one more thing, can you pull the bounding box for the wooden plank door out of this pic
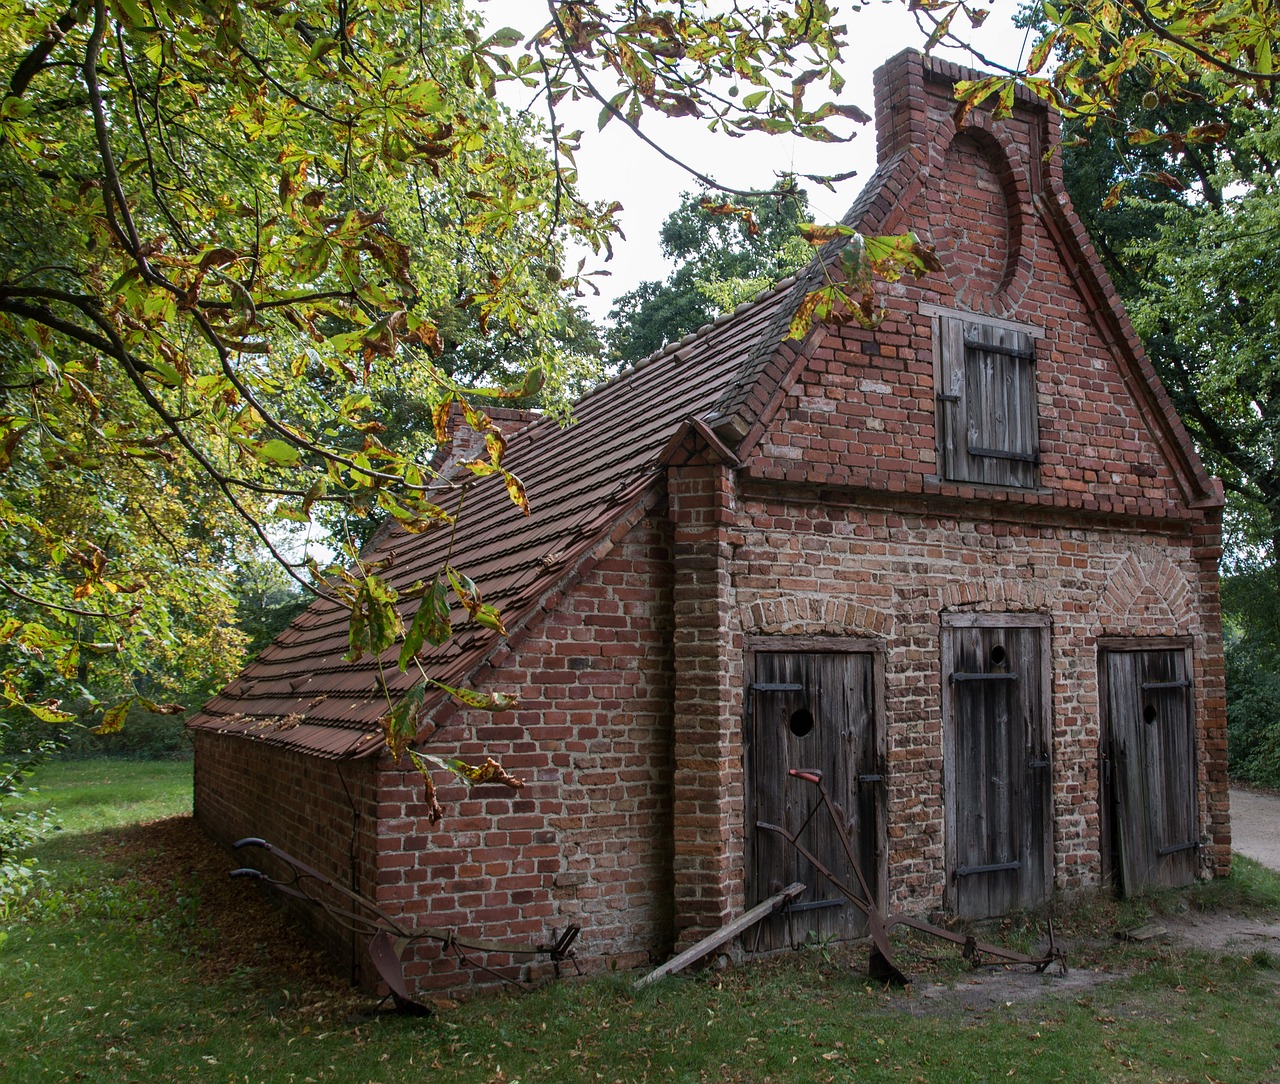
[1104,647,1198,893]
[745,649,882,951]
[943,621,1051,917]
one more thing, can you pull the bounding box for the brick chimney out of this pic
[872,49,932,167]
[428,401,540,487]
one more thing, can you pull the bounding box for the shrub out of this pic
[1222,568,1280,789]
[0,717,60,916]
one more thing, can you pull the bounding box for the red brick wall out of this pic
[192,732,382,987]
[193,51,1229,997]
[729,500,1228,915]
[668,453,743,947]
[754,108,1197,519]
[727,48,1229,914]
[371,513,677,994]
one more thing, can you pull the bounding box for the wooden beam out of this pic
[634,882,806,989]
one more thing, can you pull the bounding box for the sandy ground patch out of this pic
[1232,787,1280,872]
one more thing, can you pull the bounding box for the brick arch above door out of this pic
[741,595,889,638]
[939,577,1049,613]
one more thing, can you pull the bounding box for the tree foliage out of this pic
[1123,107,1280,562]
[0,1,945,807]
[607,185,814,363]
[978,2,1280,564]
[944,0,1279,134]
[1223,567,1280,788]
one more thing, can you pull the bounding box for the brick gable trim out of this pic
[1032,188,1219,509]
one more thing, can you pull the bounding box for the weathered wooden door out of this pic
[943,620,1051,918]
[1104,646,1198,893]
[745,648,882,950]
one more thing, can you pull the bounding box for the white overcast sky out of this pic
[477,1,1034,322]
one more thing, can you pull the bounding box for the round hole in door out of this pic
[990,644,1007,666]
[1143,703,1158,725]
[789,707,815,737]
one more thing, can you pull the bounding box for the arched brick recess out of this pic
[1098,550,1191,634]
[933,133,1010,300]
[922,112,1032,316]
[741,595,890,638]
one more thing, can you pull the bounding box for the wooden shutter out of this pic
[938,317,1039,488]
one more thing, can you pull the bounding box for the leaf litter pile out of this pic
[101,815,364,1013]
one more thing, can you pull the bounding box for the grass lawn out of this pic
[7,757,192,834]
[2,759,1279,1082]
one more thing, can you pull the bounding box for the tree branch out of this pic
[0,575,138,620]
[544,4,801,201]
[7,3,82,99]
[0,293,314,505]
[1128,0,1280,85]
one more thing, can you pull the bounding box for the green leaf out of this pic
[414,751,523,789]
[345,574,403,661]
[406,79,445,113]
[260,439,302,467]
[503,470,530,516]
[428,679,520,713]
[2,677,76,724]
[484,27,524,49]
[0,415,30,474]
[472,602,508,637]
[139,699,186,715]
[148,360,185,388]
[114,0,151,30]
[398,577,451,669]
[378,683,426,761]
[95,698,132,734]
[1127,128,1163,146]
[446,564,481,618]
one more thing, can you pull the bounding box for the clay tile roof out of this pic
[187,265,824,758]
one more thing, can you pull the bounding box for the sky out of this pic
[477,1,1037,323]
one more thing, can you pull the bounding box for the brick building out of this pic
[189,50,1230,995]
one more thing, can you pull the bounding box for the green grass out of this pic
[7,757,191,835]
[2,761,1279,1083]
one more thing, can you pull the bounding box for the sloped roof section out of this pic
[187,270,816,758]
[705,151,912,444]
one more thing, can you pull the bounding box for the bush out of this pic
[59,711,192,760]
[1223,568,1280,789]
[0,717,60,915]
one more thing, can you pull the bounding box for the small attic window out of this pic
[934,312,1040,489]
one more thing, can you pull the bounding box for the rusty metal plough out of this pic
[230,837,580,1012]
[756,771,1066,985]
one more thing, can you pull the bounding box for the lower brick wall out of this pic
[729,494,1230,916]
[193,494,1227,997]
[191,732,381,989]
[369,513,677,995]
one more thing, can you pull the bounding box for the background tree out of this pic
[607,185,813,363]
[1070,102,1280,787]
[0,0,948,830]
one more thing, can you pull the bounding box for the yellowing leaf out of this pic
[95,698,132,734]
[428,680,520,713]
[260,439,302,467]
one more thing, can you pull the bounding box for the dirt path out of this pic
[1231,787,1280,872]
